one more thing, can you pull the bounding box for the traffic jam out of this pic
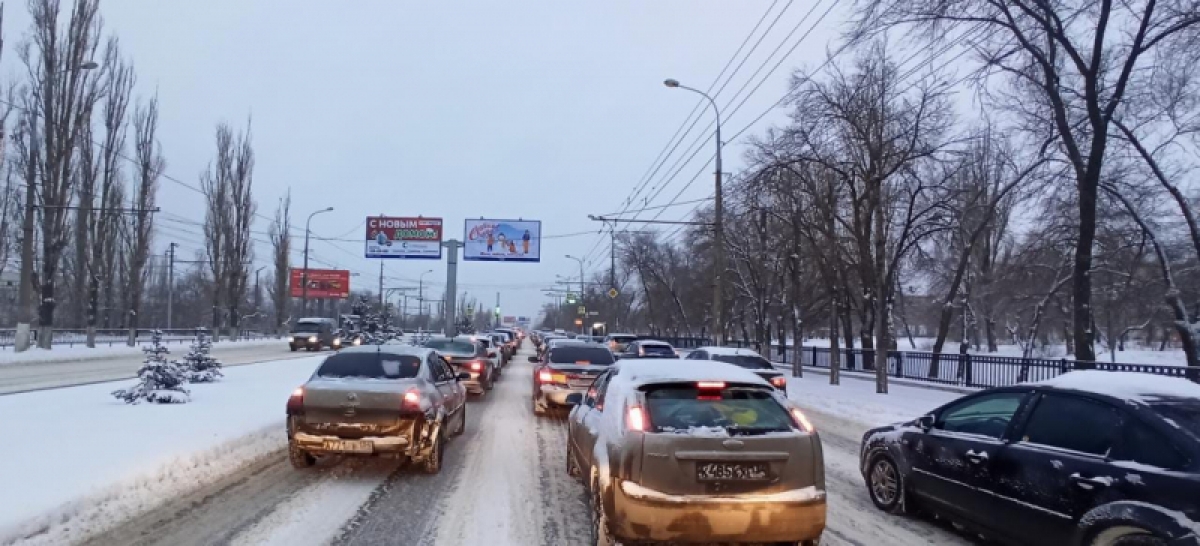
[282,325,1200,546]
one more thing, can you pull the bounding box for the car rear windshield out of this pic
[713,354,774,370]
[475,338,492,348]
[424,339,475,354]
[316,352,422,379]
[1150,400,1200,440]
[548,347,615,365]
[638,343,676,356]
[292,322,322,333]
[610,335,637,342]
[644,385,793,433]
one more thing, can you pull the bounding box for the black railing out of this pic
[725,341,1199,387]
[0,328,272,349]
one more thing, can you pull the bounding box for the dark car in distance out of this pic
[860,371,1200,546]
[289,318,339,352]
[686,346,788,393]
[530,344,614,416]
[619,339,679,359]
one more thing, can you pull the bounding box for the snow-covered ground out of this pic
[785,373,960,427]
[0,337,280,366]
[0,354,323,545]
[796,337,1189,367]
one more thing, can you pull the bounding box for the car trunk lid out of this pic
[546,363,607,388]
[302,378,420,434]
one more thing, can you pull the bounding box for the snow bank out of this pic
[0,338,279,366]
[784,375,960,427]
[0,355,323,545]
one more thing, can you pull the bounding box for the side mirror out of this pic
[528,356,539,363]
[565,393,584,406]
[916,414,935,430]
[456,372,471,381]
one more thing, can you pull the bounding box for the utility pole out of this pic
[442,239,462,336]
[166,243,177,329]
[14,154,35,352]
[495,292,500,329]
[378,261,384,310]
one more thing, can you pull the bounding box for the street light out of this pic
[565,255,586,334]
[301,206,334,315]
[418,269,434,330]
[665,77,724,345]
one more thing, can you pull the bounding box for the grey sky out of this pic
[5,0,847,320]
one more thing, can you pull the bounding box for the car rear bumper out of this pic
[539,384,586,406]
[292,431,410,454]
[611,479,826,543]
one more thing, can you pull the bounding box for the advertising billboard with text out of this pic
[463,219,542,262]
[289,268,351,299]
[365,216,443,259]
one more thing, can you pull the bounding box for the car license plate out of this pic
[323,439,373,454]
[696,462,770,482]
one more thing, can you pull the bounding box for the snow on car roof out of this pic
[338,344,431,357]
[698,346,763,357]
[615,359,770,387]
[1034,371,1200,401]
[636,340,673,347]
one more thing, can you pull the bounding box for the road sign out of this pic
[587,311,599,316]
[566,292,577,304]
[607,287,619,299]
[577,306,586,315]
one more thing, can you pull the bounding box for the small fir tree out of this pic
[180,328,223,383]
[112,330,191,404]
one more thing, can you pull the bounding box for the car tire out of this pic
[454,405,467,437]
[866,454,905,514]
[533,395,548,417]
[289,345,297,352]
[288,440,315,469]
[590,474,616,546]
[421,426,445,474]
[1090,526,1166,546]
[566,443,582,480]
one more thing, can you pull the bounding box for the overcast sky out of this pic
[5,0,850,320]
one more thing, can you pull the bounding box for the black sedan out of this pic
[685,346,788,392]
[859,371,1200,546]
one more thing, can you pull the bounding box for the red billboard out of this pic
[365,216,444,259]
[290,268,351,299]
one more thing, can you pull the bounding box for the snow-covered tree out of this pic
[179,328,223,383]
[112,330,190,404]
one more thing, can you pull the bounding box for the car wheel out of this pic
[566,442,582,480]
[454,405,467,437]
[1091,526,1166,546]
[590,474,615,546]
[421,426,445,474]
[288,440,315,469]
[533,395,548,416]
[866,454,905,513]
[289,345,297,352]
[486,371,495,391]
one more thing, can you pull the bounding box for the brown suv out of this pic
[564,359,826,545]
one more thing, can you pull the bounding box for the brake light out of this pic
[538,369,553,383]
[470,361,483,372]
[403,388,423,411]
[770,376,787,389]
[286,387,304,414]
[697,381,726,390]
[790,408,815,433]
[626,405,647,432]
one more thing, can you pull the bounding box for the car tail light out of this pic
[790,408,815,433]
[286,387,304,414]
[470,361,484,372]
[770,376,787,389]
[626,405,647,432]
[538,369,553,383]
[403,388,423,411]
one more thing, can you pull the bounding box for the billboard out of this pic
[290,268,351,299]
[463,219,542,262]
[365,216,443,259]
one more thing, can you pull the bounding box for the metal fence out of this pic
[0,328,273,349]
[727,342,1200,387]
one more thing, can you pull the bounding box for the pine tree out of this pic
[112,330,190,404]
[179,328,224,383]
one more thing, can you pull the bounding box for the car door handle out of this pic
[1069,473,1112,490]
[964,449,989,464]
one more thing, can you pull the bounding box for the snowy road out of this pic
[0,341,306,394]
[64,342,979,546]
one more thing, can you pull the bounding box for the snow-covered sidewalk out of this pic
[785,373,960,427]
[0,338,280,366]
[0,355,323,546]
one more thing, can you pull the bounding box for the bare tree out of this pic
[202,126,233,340]
[201,121,255,340]
[855,0,1200,363]
[269,191,291,335]
[225,122,255,339]
[125,94,162,344]
[20,0,106,347]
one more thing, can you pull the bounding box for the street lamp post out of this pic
[565,255,585,335]
[665,78,724,345]
[418,269,434,331]
[301,207,334,317]
[254,265,267,330]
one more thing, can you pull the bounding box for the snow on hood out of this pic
[1033,371,1200,402]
